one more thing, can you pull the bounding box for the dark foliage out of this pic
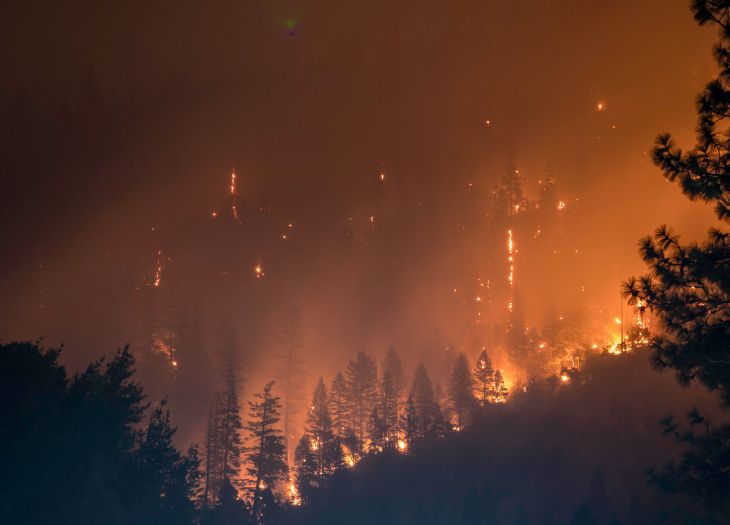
[0,341,200,525]
[625,1,730,519]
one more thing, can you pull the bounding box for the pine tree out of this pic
[275,307,307,467]
[217,361,242,486]
[623,2,730,515]
[383,347,405,423]
[293,435,318,504]
[244,381,288,521]
[492,370,508,404]
[330,371,348,439]
[345,352,378,454]
[380,369,398,446]
[449,352,476,429]
[410,364,445,441]
[132,400,200,525]
[399,395,418,454]
[203,393,223,507]
[495,157,525,220]
[473,350,495,407]
[302,378,342,476]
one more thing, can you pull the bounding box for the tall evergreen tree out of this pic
[345,351,378,454]
[203,393,223,506]
[131,400,201,525]
[244,381,288,520]
[473,349,495,407]
[380,369,398,445]
[275,307,307,467]
[330,371,348,439]
[399,394,418,454]
[383,347,405,422]
[217,360,242,486]
[410,364,446,441]
[302,378,342,476]
[492,370,509,404]
[449,352,476,429]
[623,1,730,516]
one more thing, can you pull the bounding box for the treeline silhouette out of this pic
[1,340,721,525]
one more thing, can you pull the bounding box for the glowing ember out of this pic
[507,229,515,310]
[597,102,606,111]
[254,264,264,278]
[230,169,240,221]
[557,200,566,210]
[397,439,407,452]
[560,373,570,383]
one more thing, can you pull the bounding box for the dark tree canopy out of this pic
[624,1,730,518]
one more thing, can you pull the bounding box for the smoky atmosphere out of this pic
[2,1,730,524]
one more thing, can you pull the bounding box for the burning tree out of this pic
[492,370,509,404]
[473,349,495,407]
[303,378,342,476]
[624,1,730,516]
[345,351,378,454]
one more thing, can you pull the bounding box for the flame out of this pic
[288,477,302,506]
[507,229,514,311]
[341,444,356,468]
[397,439,407,453]
[230,169,240,221]
[254,264,264,278]
[152,250,163,287]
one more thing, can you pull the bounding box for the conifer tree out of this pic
[474,349,495,407]
[244,381,287,520]
[383,347,405,422]
[380,369,398,445]
[399,395,418,454]
[132,400,200,525]
[492,370,509,404]
[330,371,349,439]
[293,435,318,504]
[410,364,445,441]
[217,361,242,485]
[449,352,476,429]
[203,393,223,506]
[345,351,378,454]
[302,378,342,476]
[275,307,307,467]
[623,1,730,515]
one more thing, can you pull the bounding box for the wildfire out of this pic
[288,477,302,506]
[397,439,407,453]
[560,373,570,383]
[507,229,514,311]
[254,264,264,278]
[341,444,357,468]
[230,169,240,221]
[557,200,566,210]
[152,250,163,287]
